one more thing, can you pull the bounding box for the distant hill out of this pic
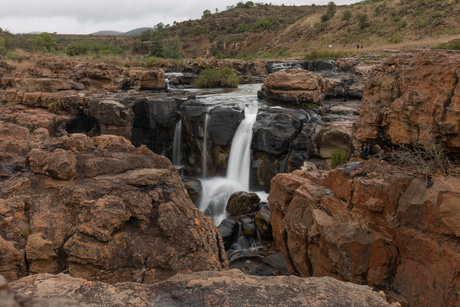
[91,27,154,36]
[92,30,124,35]
[123,27,154,35]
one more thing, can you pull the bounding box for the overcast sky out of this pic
[1,0,358,34]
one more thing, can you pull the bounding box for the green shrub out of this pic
[395,20,407,31]
[432,39,460,50]
[388,36,403,44]
[26,32,57,52]
[5,51,20,60]
[0,37,5,55]
[65,39,94,56]
[357,13,369,29]
[195,67,240,88]
[48,102,63,114]
[331,148,349,168]
[342,10,352,23]
[192,25,205,36]
[235,23,248,33]
[251,16,275,31]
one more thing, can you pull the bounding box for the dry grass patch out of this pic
[335,210,372,233]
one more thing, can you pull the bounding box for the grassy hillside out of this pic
[156,0,460,59]
[1,0,459,61]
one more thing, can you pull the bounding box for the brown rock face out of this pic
[355,51,460,156]
[269,160,459,307]
[0,57,166,95]
[258,69,328,105]
[0,122,227,283]
[6,271,396,307]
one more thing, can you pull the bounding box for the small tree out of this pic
[342,10,352,23]
[358,13,369,29]
[164,37,182,59]
[321,1,336,23]
[327,1,337,18]
[202,9,212,18]
[149,38,165,58]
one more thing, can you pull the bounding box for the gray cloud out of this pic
[1,0,357,34]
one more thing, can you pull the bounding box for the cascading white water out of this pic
[202,113,210,177]
[199,95,260,226]
[172,120,182,166]
[226,102,258,191]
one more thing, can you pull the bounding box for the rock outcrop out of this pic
[0,121,227,283]
[257,69,328,105]
[252,107,319,190]
[355,51,460,156]
[269,160,459,307]
[1,59,166,95]
[4,270,396,307]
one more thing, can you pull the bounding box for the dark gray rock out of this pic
[131,97,181,155]
[226,191,261,216]
[208,106,244,146]
[252,110,307,155]
[303,60,337,72]
[182,177,202,206]
[240,216,257,236]
[247,251,290,276]
[218,218,239,250]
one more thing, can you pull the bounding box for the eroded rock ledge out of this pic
[0,121,227,283]
[355,50,460,156]
[2,270,396,307]
[269,160,459,307]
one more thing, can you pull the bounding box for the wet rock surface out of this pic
[226,191,261,216]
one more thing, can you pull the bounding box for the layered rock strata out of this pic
[269,160,459,307]
[355,51,460,156]
[257,69,329,105]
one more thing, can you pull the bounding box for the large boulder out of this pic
[355,51,460,156]
[226,191,261,216]
[0,123,227,283]
[5,271,396,307]
[257,69,328,105]
[128,69,166,90]
[269,160,459,307]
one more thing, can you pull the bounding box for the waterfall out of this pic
[226,101,258,191]
[199,99,259,226]
[202,113,210,177]
[172,120,182,166]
